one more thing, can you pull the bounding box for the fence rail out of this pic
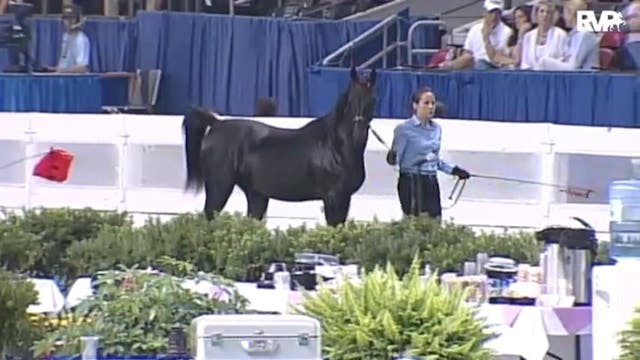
[2,112,637,239]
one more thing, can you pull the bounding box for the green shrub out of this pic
[618,304,640,360]
[32,257,247,357]
[296,257,494,359]
[1,207,544,284]
[0,268,40,359]
[0,207,131,282]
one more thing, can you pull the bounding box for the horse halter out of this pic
[351,80,374,123]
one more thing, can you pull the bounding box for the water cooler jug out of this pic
[609,177,640,261]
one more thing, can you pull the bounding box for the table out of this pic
[231,283,593,360]
[0,73,131,113]
[479,304,591,360]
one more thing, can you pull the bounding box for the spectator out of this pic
[42,4,91,73]
[620,0,640,70]
[535,0,599,71]
[441,0,513,70]
[494,5,534,68]
[255,97,277,116]
[519,1,567,69]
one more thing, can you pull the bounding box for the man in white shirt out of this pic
[440,0,513,70]
[43,4,91,73]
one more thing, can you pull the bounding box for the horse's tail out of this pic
[182,106,221,192]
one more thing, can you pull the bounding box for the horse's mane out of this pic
[304,86,350,132]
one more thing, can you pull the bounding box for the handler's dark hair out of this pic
[411,87,433,104]
[435,101,447,118]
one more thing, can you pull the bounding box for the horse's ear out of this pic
[350,66,358,83]
[369,67,377,87]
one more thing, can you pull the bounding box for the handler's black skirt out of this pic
[397,172,441,219]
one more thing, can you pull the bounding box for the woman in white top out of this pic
[519,1,567,70]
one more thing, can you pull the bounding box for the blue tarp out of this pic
[134,11,403,115]
[3,12,637,128]
[0,74,104,112]
[0,10,442,117]
[306,66,640,128]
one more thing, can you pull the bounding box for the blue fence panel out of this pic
[134,11,399,115]
[306,66,640,127]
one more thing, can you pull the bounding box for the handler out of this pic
[386,87,470,218]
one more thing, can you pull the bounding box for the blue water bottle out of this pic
[609,178,640,261]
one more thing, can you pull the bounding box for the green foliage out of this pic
[0,207,130,282]
[0,268,40,359]
[0,207,549,286]
[32,257,247,357]
[296,257,495,360]
[618,304,640,360]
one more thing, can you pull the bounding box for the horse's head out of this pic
[335,66,377,147]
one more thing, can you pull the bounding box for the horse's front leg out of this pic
[323,194,352,227]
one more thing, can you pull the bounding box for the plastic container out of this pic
[609,179,640,259]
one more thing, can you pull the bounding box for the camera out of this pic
[0,1,34,72]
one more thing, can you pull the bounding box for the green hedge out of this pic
[0,207,609,286]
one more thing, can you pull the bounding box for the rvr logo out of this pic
[576,10,626,32]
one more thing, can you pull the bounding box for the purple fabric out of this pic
[553,307,592,334]
[501,305,523,327]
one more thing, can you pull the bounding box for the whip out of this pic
[368,127,595,210]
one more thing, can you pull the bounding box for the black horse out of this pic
[182,66,377,226]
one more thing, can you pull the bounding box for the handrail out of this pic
[320,14,401,67]
[406,19,446,67]
[297,0,354,19]
[344,0,417,20]
[438,0,483,17]
[360,41,407,69]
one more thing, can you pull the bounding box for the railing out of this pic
[406,19,447,67]
[2,112,639,240]
[320,13,404,69]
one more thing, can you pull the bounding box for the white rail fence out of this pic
[1,112,637,238]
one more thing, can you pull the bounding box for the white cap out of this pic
[484,0,504,12]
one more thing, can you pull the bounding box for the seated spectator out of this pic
[493,5,533,68]
[42,4,91,73]
[441,0,513,70]
[256,97,277,116]
[535,0,599,71]
[519,1,567,69]
[620,0,640,70]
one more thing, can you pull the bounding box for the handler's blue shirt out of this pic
[391,115,454,175]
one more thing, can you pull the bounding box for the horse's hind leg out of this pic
[203,179,234,221]
[244,190,269,220]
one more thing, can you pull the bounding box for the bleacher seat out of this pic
[599,47,616,70]
[426,48,449,69]
[600,31,626,49]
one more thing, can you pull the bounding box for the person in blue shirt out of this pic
[43,4,90,73]
[386,87,470,218]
